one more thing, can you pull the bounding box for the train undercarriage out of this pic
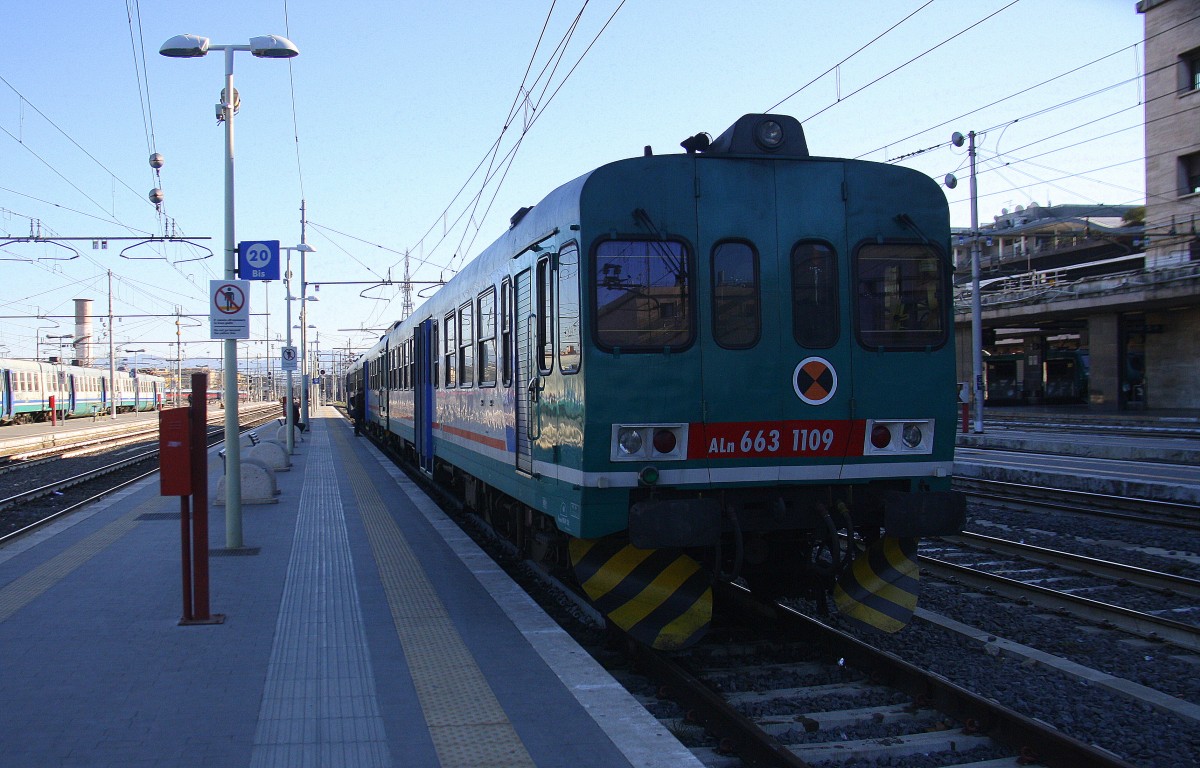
[372,423,962,649]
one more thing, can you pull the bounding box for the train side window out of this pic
[558,242,581,373]
[478,288,497,386]
[855,242,947,350]
[712,240,760,349]
[458,301,474,387]
[501,278,513,387]
[443,312,457,387]
[408,337,415,390]
[593,239,693,351]
[791,241,839,348]
[537,255,554,374]
[432,321,440,388]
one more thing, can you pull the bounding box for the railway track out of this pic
[955,475,1200,530]
[0,406,283,544]
[360,425,1192,767]
[921,533,1200,653]
[617,582,1137,768]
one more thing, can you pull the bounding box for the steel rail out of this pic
[920,556,1200,652]
[955,476,1200,530]
[943,531,1200,599]
[720,584,1139,768]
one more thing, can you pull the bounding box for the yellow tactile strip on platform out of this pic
[0,494,145,623]
[334,426,536,768]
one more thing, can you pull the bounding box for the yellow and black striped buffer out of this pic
[569,538,711,650]
[833,537,920,634]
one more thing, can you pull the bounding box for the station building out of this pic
[952,0,1200,411]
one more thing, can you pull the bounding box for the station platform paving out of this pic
[0,407,702,768]
[953,406,1200,503]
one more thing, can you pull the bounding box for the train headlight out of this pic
[902,423,923,449]
[755,119,785,150]
[617,428,643,456]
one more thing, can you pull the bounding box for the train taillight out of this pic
[610,424,688,462]
[863,419,934,455]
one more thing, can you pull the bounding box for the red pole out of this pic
[49,395,56,426]
[180,496,193,622]
[189,372,211,621]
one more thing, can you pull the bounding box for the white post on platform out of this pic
[161,33,300,549]
[281,244,314,455]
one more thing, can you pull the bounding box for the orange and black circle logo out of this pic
[793,357,837,405]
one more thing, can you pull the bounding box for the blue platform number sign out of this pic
[238,240,280,281]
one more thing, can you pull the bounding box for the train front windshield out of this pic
[594,240,692,350]
[855,243,948,350]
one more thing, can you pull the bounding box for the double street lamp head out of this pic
[159,34,300,59]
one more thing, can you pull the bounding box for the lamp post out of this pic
[281,243,314,455]
[299,261,318,427]
[161,32,300,550]
[947,130,984,434]
[44,334,72,361]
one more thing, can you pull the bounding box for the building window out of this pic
[1180,47,1200,93]
[1181,152,1200,196]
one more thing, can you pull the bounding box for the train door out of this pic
[514,268,534,475]
[69,373,77,412]
[842,161,955,433]
[2,370,11,421]
[695,159,854,474]
[414,319,436,475]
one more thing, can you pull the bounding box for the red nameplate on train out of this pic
[687,420,863,459]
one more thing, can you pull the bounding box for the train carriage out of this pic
[353,114,965,649]
[0,359,162,423]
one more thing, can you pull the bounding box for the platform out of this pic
[0,407,702,768]
[954,407,1200,503]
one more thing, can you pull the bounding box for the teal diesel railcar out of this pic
[351,114,965,648]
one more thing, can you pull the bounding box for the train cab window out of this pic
[712,241,760,349]
[458,301,474,387]
[478,288,497,386]
[558,243,581,373]
[537,256,554,374]
[791,242,839,348]
[501,278,513,387]
[593,239,692,351]
[855,243,947,350]
[444,312,457,387]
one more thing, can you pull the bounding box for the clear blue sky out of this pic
[0,0,1145,370]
